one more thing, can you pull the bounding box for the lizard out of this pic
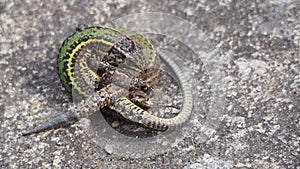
[21,26,193,136]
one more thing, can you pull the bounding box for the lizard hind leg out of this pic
[129,90,151,109]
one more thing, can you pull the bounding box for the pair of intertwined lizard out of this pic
[22,26,193,136]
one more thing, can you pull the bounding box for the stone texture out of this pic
[0,0,299,168]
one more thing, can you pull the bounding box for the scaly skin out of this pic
[22,26,193,135]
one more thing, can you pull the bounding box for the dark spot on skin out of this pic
[70,43,77,49]
[137,115,142,121]
[71,57,76,64]
[63,62,68,71]
[128,110,134,116]
[132,106,139,112]
[67,49,73,55]
[125,102,132,107]
[63,54,70,60]
[147,121,153,128]
[156,123,160,129]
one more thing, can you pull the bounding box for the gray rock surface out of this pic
[1,0,299,168]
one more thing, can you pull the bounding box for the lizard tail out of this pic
[21,111,79,136]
